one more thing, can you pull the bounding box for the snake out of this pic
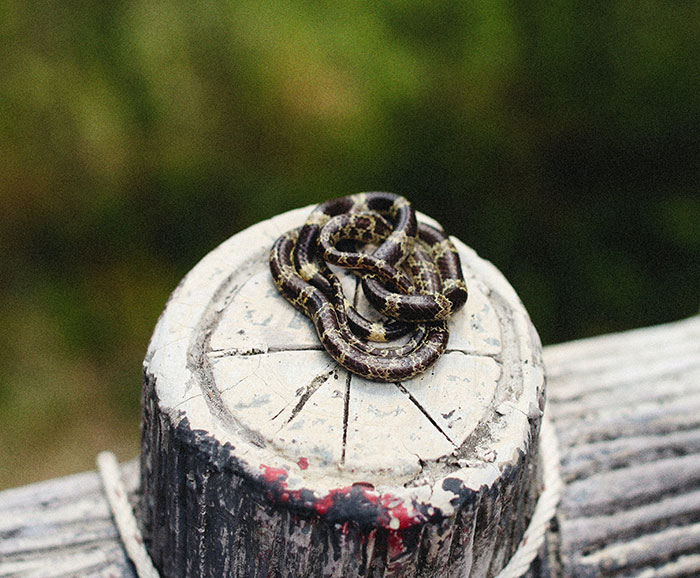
[269,192,468,382]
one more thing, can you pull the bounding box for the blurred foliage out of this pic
[1,0,699,489]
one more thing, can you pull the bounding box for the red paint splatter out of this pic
[259,464,288,484]
[311,485,373,516]
[312,492,335,516]
[380,494,415,530]
[387,529,404,553]
[258,464,422,531]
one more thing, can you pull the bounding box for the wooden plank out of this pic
[546,315,700,577]
[1,306,698,574]
[0,463,138,578]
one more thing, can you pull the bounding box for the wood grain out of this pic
[546,315,700,577]
[0,461,139,578]
[1,316,699,576]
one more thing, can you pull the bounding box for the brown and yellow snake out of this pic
[269,192,467,381]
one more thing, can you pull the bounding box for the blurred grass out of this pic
[1,0,699,489]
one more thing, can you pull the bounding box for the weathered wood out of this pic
[140,206,545,577]
[545,315,700,577]
[0,460,139,578]
[2,316,700,577]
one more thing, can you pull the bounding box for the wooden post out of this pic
[140,206,546,578]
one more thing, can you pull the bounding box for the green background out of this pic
[1,1,699,489]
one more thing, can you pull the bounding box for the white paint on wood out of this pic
[343,376,457,476]
[141,205,545,576]
[401,353,501,448]
[145,206,544,504]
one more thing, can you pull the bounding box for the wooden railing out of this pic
[1,315,698,577]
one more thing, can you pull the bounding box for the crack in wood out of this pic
[444,348,501,360]
[187,273,266,448]
[285,368,336,425]
[338,275,360,468]
[207,345,324,358]
[394,382,458,448]
[341,371,352,466]
[206,346,502,360]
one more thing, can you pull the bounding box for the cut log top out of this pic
[138,205,545,577]
[143,205,543,508]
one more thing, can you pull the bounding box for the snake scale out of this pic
[269,192,468,381]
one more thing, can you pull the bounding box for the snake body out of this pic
[269,192,468,382]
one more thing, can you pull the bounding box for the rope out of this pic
[97,414,562,578]
[97,451,161,578]
[492,413,564,578]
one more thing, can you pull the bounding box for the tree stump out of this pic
[140,204,546,578]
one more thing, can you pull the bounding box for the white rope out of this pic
[97,414,561,578]
[492,413,564,578]
[97,451,162,578]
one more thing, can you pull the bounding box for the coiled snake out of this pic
[269,192,468,382]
